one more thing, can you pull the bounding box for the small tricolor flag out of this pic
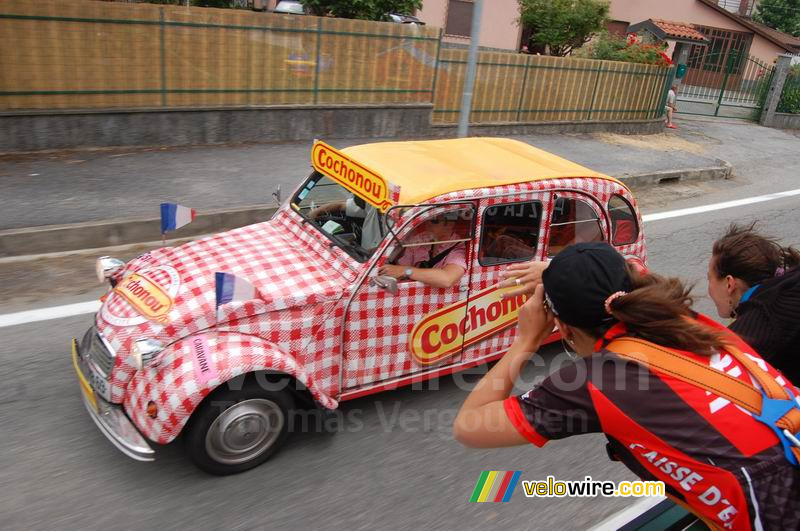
[469,471,521,503]
[215,272,258,316]
[160,203,196,234]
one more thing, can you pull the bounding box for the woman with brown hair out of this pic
[707,223,800,383]
[454,243,799,529]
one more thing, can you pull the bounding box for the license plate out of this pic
[72,339,98,412]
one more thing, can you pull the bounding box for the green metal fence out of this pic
[678,50,775,119]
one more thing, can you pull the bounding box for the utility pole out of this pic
[457,0,484,138]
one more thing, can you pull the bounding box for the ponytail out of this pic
[585,266,726,355]
[712,223,800,286]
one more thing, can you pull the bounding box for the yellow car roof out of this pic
[341,137,624,205]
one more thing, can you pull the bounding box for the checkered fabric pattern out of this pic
[94,177,647,443]
[98,210,352,404]
[342,205,472,388]
[125,332,338,444]
[435,178,647,362]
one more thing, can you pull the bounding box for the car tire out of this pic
[184,379,294,475]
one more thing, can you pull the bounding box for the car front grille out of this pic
[80,326,115,377]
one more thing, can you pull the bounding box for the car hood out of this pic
[96,218,347,358]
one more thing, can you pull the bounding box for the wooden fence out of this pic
[0,0,671,124]
[433,48,672,123]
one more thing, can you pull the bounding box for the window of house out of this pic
[479,201,542,266]
[608,194,639,246]
[687,27,751,74]
[547,197,604,257]
[445,0,474,38]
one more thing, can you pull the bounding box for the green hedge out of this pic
[778,66,800,114]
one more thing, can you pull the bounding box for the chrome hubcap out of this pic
[205,399,285,465]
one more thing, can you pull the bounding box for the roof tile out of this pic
[651,19,709,42]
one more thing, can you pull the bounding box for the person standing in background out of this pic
[665,84,678,129]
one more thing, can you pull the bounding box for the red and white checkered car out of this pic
[72,138,647,474]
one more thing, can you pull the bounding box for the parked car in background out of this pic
[388,13,425,25]
[273,0,306,15]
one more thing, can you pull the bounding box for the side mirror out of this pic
[370,275,399,295]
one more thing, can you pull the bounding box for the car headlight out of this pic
[96,256,125,283]
[132,338,165,370]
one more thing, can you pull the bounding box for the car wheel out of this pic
[185,380,294,475]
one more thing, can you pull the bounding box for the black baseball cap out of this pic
[542,243,632,328]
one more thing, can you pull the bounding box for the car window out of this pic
[291,171,383,261]
[548,196,604,257]
[389,207,472,266]
[479,201,543,266]
[608,194,639,246]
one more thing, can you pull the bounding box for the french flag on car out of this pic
[215,272,258,317]
[160,203,196,234]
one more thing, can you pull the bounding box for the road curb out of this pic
[617,159,732,187]
[0,205,278,258]
[0,163,731,258]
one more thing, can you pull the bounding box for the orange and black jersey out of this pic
[504,316,800,530]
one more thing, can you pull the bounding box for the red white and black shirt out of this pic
[504,315,800,530]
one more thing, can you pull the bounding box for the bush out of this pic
[575,31,672,66]
[778,80,800,114]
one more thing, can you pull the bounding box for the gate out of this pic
[677,50,774,120]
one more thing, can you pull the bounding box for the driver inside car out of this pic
[378,212,468,289]
[309,195,383,250]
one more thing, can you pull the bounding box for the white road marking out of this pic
[590,495,667,531]
[2,188,799,329]
[0,300,101,329]
[642,187,800,222]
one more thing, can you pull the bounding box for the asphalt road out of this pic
[0,116,759,230]
[1,173,799,530]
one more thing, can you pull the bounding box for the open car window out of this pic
[291,171,384,262]
[547,196,604,257]
[388,206,473,265]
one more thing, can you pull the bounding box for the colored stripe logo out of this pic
[469,471,521,502]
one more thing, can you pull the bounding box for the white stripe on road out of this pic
[590,495,667,531]
[0,300,100,329]
[2,188,800,329]
[642,187,800,222]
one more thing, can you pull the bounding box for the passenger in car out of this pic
[378,212,468,289]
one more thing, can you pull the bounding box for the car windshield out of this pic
[291,172,385,262]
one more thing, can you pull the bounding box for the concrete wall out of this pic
[609,0,786,65]
[749,36,786,65]
[416,0,521,51]
[0,104,433,152]
[770,112,800,129]
[0,105,666,153]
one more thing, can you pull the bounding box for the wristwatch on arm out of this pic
[403,267,414,280]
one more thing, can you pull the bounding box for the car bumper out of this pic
[71,338,155,462]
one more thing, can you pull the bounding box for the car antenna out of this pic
[272,184,281,207]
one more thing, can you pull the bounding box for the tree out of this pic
[754,0,800,37]
[519,0,610,56]
[300,0,422,21]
